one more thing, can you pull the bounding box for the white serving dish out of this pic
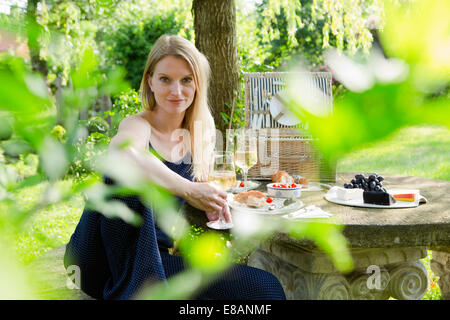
[267,183,302,198]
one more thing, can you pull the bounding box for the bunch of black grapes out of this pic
[343,173,386,193]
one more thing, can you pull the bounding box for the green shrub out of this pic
[86,116,110,134]
[68,133,110,178]
[68,88,140,178]
[68,117,111,178]
[103,88,142,137]
[50,125,67,143]
[9,154,39,180]
[100,9,186,90]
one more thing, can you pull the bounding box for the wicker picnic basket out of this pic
[243,72,337,183]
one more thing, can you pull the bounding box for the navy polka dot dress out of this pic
[64,144,286,300]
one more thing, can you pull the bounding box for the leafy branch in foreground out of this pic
[284,0,449,164]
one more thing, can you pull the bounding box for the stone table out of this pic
[185,173,450,300]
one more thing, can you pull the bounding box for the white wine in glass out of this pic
[206,151,235,230]
[234,129,258,192]
[234,151,258,173]
[208,170,237,191]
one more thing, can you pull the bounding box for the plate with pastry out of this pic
[228,180,261,193]
[271,170,324,191]
[227,190,304,215]
[271,170,295,184]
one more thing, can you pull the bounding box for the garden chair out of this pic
[242,72,336,183]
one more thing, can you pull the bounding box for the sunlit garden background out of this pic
[0,0,448,300]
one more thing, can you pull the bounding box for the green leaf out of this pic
[0,70,50,116]
[14,173,45,190]
[220,112,230,122]
[134,268,204,300]
[70,48,99,90]
[179,231,232,274]
[98,66,130,96]
[38,137,68,182]
[2,140,29,159]
[381,0,450,92]
[287,221,353,273]
[83,182,142,227]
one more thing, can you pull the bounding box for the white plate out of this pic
[269,91,301,126]
[267,183,302,198]
[227,193,304,215]
[228,180,261,193]
[325,188,427,209]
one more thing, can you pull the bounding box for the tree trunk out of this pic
[26,0,49,86]
[192,0,240,135]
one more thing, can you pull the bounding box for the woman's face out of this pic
[148,55,196,116]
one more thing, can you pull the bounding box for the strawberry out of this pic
[240,181,245,187]
[266,197,273,203]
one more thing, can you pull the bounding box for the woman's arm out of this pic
[108,114,228,214]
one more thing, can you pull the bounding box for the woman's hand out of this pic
[192,177,232,223]
[205,203,232,223]
[182,180,228,213]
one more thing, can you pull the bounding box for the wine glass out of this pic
[206,151,235,230]
[234,129,258,192]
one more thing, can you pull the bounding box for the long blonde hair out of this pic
[139,34,215,181]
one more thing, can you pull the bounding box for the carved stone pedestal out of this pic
[248,244,429,300]
[431,250,450,300]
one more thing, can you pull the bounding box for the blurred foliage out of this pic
[50,124,66,143]
[98,0,193,90]
[68,130,109,179]
[0,0,191,90]
[236,1,272,73]
[285,0,449,163]
[68,88,141,177]
[0,113,13,141]
[105,88,143,136]
[85,116,110,134]
[381,0,449,93]
[0,11,131,296]
[0,0,446,301]
[232,0,379,130]
[254,0,382,70]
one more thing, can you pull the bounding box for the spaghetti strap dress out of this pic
[64,143,285,300]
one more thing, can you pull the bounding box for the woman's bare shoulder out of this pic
[111,111,152,149]
[119,111,151,130]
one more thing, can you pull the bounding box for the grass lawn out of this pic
[12,180,84,266]
[11,124,449,300]
[337,124,450,181]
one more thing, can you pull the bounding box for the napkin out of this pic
[282,205,333,219]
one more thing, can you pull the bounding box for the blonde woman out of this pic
[64,34,285,300]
